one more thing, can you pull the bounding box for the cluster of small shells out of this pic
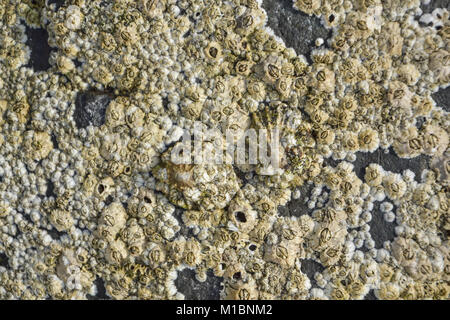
[0,0,448,299]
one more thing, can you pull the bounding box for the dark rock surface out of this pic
[351,148,430,182]
[25,27,52,72]
[421,0,450,13]
[175,268,224,300]
[47,0,66,11]
[87,278,110,300]
[300,259,325,288]
[73,91,114,128]
[0,252,9,268]
[364,289,378,300]
[369,202,397,249]
[262,0,331,63]
[432,86,450,112]
[325,147,430,183]
[278,182,315,217]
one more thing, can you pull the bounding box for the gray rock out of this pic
[262,0,331,63]
[351,148,430,183]
[420,0,450,13]
[175,268,224,300]
[73,91,114,129]
[26,26,52,72]
[278,182,315,217]
[368,202,397,249]
[300,259,325,288]
[432,86,450,112]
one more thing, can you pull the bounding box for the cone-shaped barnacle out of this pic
[56,55,75,75]
[293,0,321,16]
[204,41,222,61]
[264,240,298,267]
[392,126,422,159]
[320,244,343,267]
[183,239,202,267]
[311,49,335,66]
[430,155,450,184]
[364,163,384,187]
[310,66,335,93]
[115,22,140,47]
[387,81,412,109]
[138,0,163,18]
[309,109,329,125]
[421,125,448,157]
[64,5,84,31]
[392,237,420,270]
[429,49,450,84]
[349,10,380,40]
[182,86,206,120]
[275,77,292,99]
[340,131,358,152]
[256,55,283,86]
[94,176,115,201]
[378,22,403,57]
[122,221,145,257]
[357,128,379,152]
[397,64,420,86]
[339,176,362,197]
[49,209,74,232]
[147,243,166,267]
[310,221,347,252]
[97,202,127,241]
[285,269,311,297]
[223,279,258,300]
[125,105,145,129]
[105,239,128,265]
[99,133,123,161]
[247,80,266,101]
[80,173,98,196]
[234,59,253,77]
[235,7,265,36]
[315,128,335,146]
[105,99,125,128]
[383,173,407,201]
[23,130,53,161]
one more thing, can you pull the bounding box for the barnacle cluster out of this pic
[0,0,448,300]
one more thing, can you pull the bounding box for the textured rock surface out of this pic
[73,91,114,128]
[175,269,224,300]
[421,0,450,13]
[26,27,52,72]
[433,86,450,112]
[369,202,397,249]
[262,0,331,62]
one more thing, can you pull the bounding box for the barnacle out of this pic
[383,173,407,201]
[358,128,380,153]
[49,209,74,232]
[22,130,53,161]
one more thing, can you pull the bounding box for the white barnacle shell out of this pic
[64,5,84,31]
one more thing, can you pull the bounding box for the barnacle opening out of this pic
[235,211,247,223]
